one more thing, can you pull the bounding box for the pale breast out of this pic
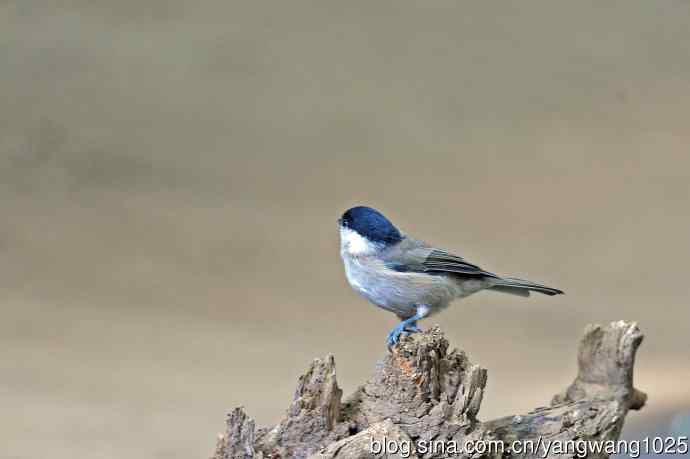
[342,254,460,318]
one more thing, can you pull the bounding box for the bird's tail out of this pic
[489,277,563,297]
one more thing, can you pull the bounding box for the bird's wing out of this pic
[383,237,498,278]
[421,249,498,278]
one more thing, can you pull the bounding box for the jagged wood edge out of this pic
[213,321,645,459]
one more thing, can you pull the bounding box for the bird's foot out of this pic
[403,322,423,334]
[387,322,422,347]
[386,308,429,349]
[386,323,407,348]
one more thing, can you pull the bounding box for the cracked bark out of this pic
[211,321,645,459]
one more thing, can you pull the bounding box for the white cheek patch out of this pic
[340,228,375,255]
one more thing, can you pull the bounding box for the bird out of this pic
[338,206,563,347]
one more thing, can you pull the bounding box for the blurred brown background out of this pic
[1,2,689,458]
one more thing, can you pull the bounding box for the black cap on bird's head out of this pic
[339,206,402,246]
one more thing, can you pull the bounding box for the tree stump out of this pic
[212,321,645,459]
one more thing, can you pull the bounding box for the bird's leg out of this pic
[387,305,430,348]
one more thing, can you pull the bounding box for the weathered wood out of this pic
[212,321,645,459]
[256,355,351,458]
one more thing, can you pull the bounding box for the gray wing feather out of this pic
[382,237,497,278]
[422,249,499,278]
[382,237,563,295]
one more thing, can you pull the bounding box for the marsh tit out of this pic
[338,206,563,347]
